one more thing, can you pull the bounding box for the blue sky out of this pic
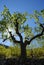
[0,0,44,13]
[0,0,44,46]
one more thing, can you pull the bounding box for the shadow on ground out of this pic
[0,57,44,65]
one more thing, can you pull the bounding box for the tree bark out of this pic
[21,44,26,58]
[20,43,27,64]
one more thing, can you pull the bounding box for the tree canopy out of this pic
[0,6,44,46]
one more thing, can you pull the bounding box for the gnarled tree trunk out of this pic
[20,43,27,64]
[21,44,26,58]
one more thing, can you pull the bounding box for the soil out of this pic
[0,57,44,65]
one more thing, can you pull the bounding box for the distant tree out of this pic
[0,6,44,62]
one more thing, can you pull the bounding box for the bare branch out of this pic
[8,31,21,43]
[40,23,44,28]
[3,38,10,42]
[15,18,23,42]
[24,23,44,45]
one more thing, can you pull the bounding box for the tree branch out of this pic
[15,18,23,43]
[2,31,21,44]
[3,37,10,42]
[24,23,44,45]
[8,31,21,43]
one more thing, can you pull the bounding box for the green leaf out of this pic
[41,9,44,18]
[24,24,33,38]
